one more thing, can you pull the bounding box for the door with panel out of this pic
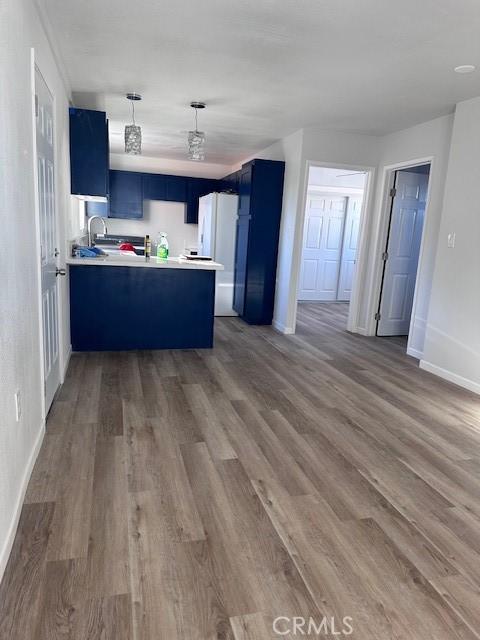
[377,170,428,336]
[337,196,362,301]
[298,194,347,301]
[36,67,60,412]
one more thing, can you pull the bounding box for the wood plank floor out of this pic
[1,302,480,639]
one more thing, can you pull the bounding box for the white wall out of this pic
[241,130,304,333]
[253,128,381,332]
[356,115,453,356]
[110,152,234,179]
[421,99,480,393]
[0,0,71,580]
[106,201,198,257]
[308,166,366,190]
[248,118,454,350]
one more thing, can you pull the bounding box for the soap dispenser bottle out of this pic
[157,232,169,259]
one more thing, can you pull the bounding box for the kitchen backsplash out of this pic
[105,200,198,256]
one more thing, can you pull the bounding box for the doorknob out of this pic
[55,268,66,277]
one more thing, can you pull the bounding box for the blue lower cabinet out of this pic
[109,170,143,219]
[70,265,216,350]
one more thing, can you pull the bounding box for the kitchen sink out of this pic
[93,234,145,255]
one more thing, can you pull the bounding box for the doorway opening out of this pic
[296,165,368,332]
[376,163,431,339]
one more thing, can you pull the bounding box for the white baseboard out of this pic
[352,326,369,336]
[407,347,423,360]
[419,360,480,395]
[61,344,72,383]
[0,421,45,582]
[272,319,295,335]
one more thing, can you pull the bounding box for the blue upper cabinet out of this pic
[142,173,167,201]
[237,164,252,217]
[143,174,187,203]
[109,171,217,222]
[109,170,143,219]
[220,170,240,193]
[233,159,285,325]
[186,178,218,224]
[165,175,187,202]
[69,108,109,198]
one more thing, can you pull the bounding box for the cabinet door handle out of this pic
[56,268,67,277]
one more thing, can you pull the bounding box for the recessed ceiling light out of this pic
[454,64,476,74]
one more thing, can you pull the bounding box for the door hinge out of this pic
[35,94,39,118]
[390,187,397,197]
[375,312,381,321]
[382,251,389,261]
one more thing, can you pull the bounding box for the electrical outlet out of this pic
[14,390,21,422]
[447,232,456,248]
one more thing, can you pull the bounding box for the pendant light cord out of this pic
[131,100,136,126]
[195,106,198,133]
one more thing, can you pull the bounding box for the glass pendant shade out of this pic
[125,124,142,155]
[187,130,205,161]
[187,103,206,161]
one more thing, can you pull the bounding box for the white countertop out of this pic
[66,253,224,271]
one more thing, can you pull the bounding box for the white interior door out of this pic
[36,67,60,412]
[377,170,428,336]
[337,196,362,301]
[298,195,347,301]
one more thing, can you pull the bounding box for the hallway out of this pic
[1,305,479,639]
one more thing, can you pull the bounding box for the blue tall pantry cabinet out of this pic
[233,159,285,325]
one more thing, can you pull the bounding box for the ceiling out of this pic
[41,0,480,165]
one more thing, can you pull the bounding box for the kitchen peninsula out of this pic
[67,254,223,350]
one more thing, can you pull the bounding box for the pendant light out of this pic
[188,101,206,161]
[125,93,142,155]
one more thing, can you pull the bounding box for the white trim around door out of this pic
[291,161,375,334]
[360,156,434,358]
[31,50,62,417]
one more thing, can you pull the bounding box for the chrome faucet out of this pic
[87,215,107,247]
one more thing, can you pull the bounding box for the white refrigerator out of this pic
[198,192,239,316]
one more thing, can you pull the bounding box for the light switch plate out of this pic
[447,232,456,248]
